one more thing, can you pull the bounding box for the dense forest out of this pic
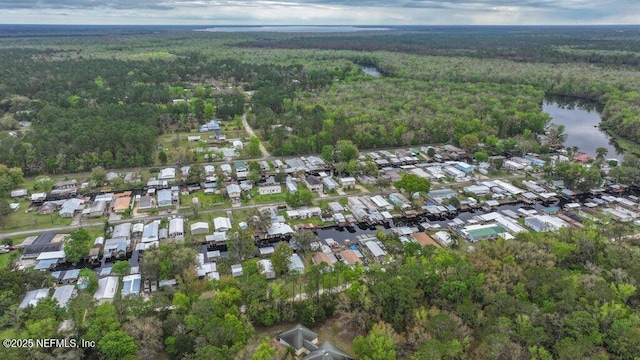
[1,27,640,172]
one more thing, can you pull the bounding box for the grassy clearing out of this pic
[1,210,73,233]
[244,191,288,205]
[180,192,228,209]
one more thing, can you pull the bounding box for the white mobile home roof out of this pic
[112,223,132,239]
[37,250,66,260]
[288,254,305,272]
[364,241,386,258]
[94,276,119,300]
[213,217,232,231]
[19,288,50,308]
[121,274,142,296]
[142,222,159,243]
[493,180,524,195]
[52,285,75,308]
[169,218,184,236]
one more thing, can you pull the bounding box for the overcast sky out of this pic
[0,0,638,25]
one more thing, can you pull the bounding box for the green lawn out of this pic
[180,192,228,209]
[243,191,288,205]
[1,209,73,233]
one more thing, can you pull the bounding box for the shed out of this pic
[288,254,305,273]
[52,285,75,308]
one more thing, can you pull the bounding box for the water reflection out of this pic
[543,96,622,160]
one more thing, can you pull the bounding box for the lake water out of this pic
[195,26,391,33]
[361,66,382,77]
[543,97,622,160]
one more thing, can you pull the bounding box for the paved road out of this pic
[0,190,393,241]
[241,112,271,158]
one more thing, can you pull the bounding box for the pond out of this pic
[361,66,382,77]
[543,96,622,160]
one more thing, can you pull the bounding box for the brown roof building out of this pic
[340,250,363,266]
[411,232,442,248]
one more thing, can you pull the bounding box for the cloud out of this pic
[0,0,638,25]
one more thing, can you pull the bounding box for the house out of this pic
[137,195,154,211]
[220,164,232,174]
[286,177,298,193]
[258,185,282,195]
[258,259,276,279]
[434,231,453,246]
[288,253,305,273]
[22,233,63,260]
[59,198,85,218]
[340,249,363,266]
[258,246,275,257]
[88,200,107,218]
[278,324,319,357]
[112,223,132,240]
[112,196,131,213]
[191,222,210,235]
[411,232,441,248]
[104,237,129,258]
[187,135,201,142]
[213,217,232,232]
[142,222,159,243]
[303,341,354,360]
[34,250,66,270]
[52,285,75,308]
[121,274,142,296]
[364,241,386,262]
[456,162,475,174]
[339,177,356,188]
[370,195,393,211]
[10,189,28,198]
[305,175,323,192]
[19,288,50,308]
[205,232,228,245]
[313,252,338,266]
[158,168,176,181]
[525,215,569,232]
[327,202,345,214]
[94,276,119,302]
[234,161,248,172]
[157,189,173,207]
[267,223,294,238]
[169,218,184,239]
[226,184,241,200]
[322,177,339,191]
[232,140,243,149]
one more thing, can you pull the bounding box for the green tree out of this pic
[98,330,138,360]
[112,260,131,277]
[459,134,480,153]
[321,145,335,163]
[246,136,262,158]
[0,164,23,197]
[187,164,205,184]
[394,173,431,195]
[474,151,489,162]
[158,150,168,165]
[353,321,398,360]
[336,140,359,162]
[64,228,92,263]
[251,338,276,360]
[271,242,293,276]
[0,199,11,229]
[227,229,257,261]
[292,229,317,255]
[91,166,107,185]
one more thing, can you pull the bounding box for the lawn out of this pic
[243,191,288,205]
[180,192,229,209]
[1,209,73,233]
